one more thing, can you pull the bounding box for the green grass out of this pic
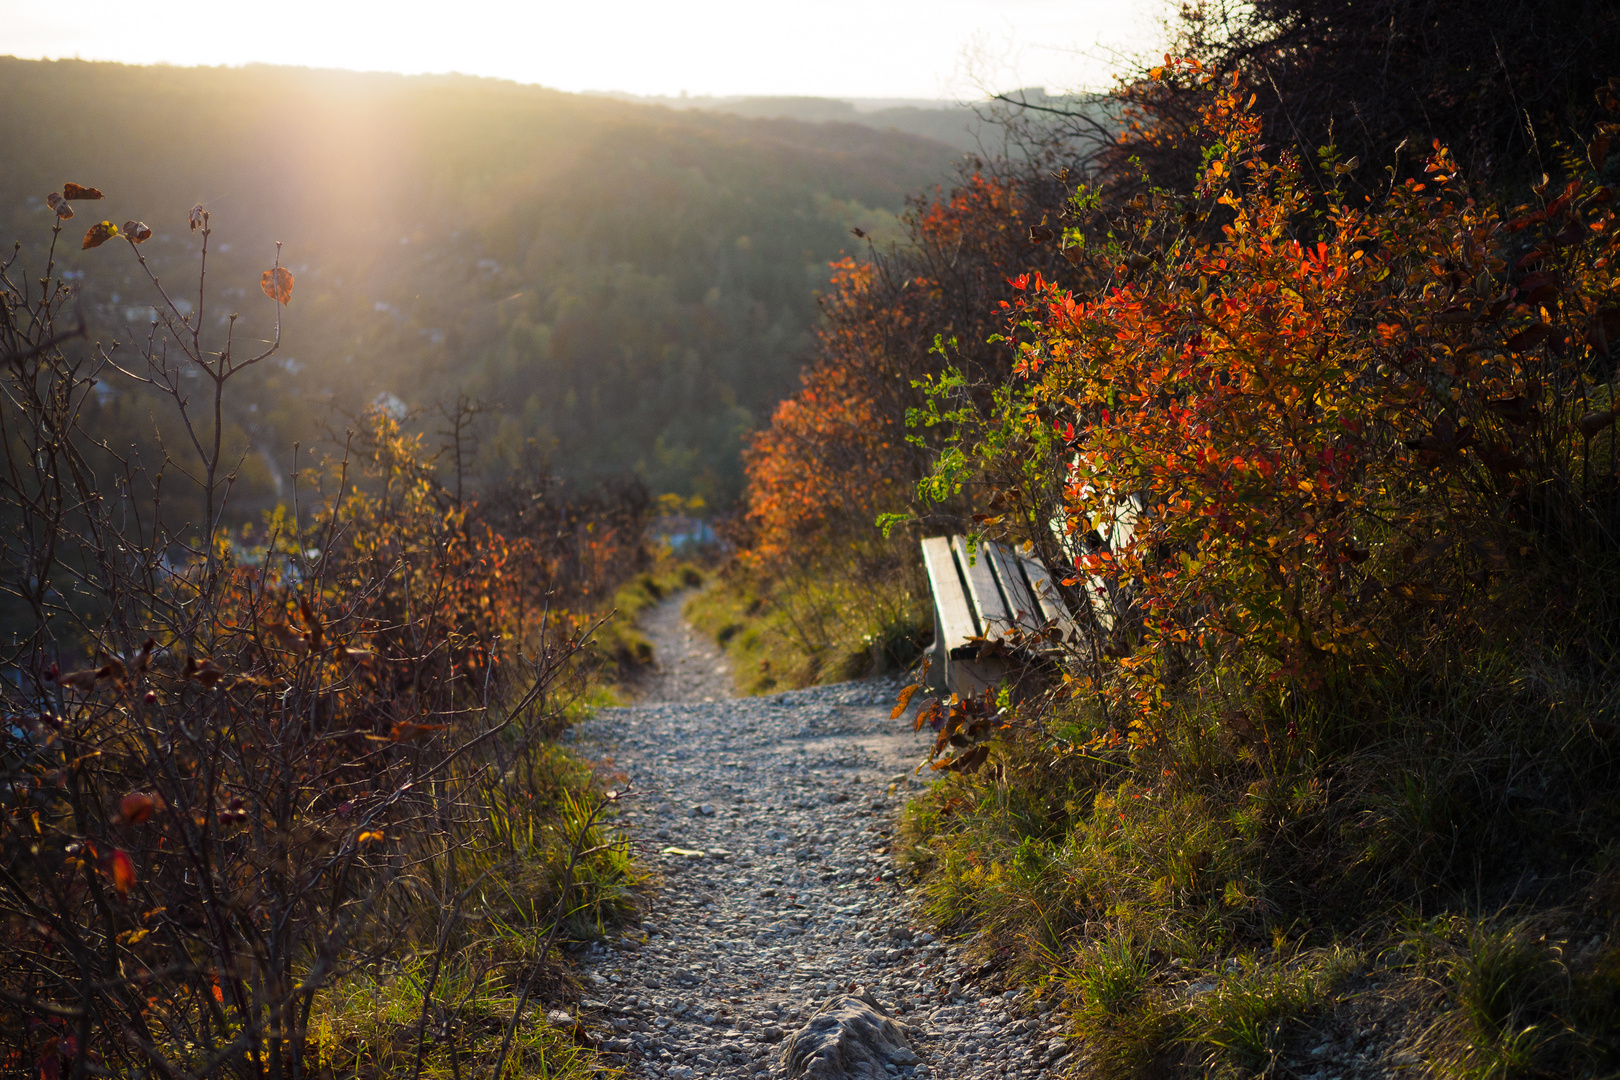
[684,559,930,694]
[1399,914,1620,1079]
[310,961,604,1080]
[891,570,1620,1078]
[308,742,642,1079]
[589,560,706,693]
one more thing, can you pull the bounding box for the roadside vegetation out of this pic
[0,201,647,1079]
[713,2,1620,1076]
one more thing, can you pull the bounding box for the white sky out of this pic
[0,0,1165,100]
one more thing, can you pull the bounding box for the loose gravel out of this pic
[560,595,1075,1079]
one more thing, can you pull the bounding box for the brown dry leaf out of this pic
[890,683,919,720]
[45,192,73,219]
[132,638,157,676]
[189,203,205,231]
[120,792,156,824]
[933,744,991,774]
[260,266,294,305]
[1505,323,1552,352]
[62,183,103,200]
[913,697,942,733]
[297,596,323,645]
[1585,309,1620,355]
[55,668,101,691]
[81,221,118,249]
[390,721,446,743]
[182,656,226,686]
[1516,272,1559,306]
[1578,409,1618,439]
[122,220,152,244]
[265,621,310,655]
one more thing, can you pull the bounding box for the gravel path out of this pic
[563,595,1077,1079]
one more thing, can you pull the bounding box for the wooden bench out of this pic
[919,536,1079,696]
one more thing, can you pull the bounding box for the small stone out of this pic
[547,1009,574,1026]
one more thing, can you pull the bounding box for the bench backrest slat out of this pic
[921,536,978,655]
[952,535,1012,635]
[987,542,1042,634]
[1018,552,1081,640]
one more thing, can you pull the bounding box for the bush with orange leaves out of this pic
[915,64,1620,759]
[741,164,1096,568]
[0,197,632,1079]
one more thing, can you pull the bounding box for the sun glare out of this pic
[0,0,1157,98]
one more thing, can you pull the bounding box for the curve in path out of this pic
[567,594,1070,1079]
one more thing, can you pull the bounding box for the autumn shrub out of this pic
[725,161,1096,682]
[968,63,1620,747]
[889,64,1620,1076]
[0,196,635,1079]
[1018,0,1619,210]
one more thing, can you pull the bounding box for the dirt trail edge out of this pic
[563,595,1072,1079]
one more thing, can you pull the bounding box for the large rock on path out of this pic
[781,993,919,1079]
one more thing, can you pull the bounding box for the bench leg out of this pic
[949,658,1009,698]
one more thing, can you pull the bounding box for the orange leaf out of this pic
[390,721,446,743]
[62,183,103,200]
[120,792,156,824]
[890,683,920,720]
[109,849,136,895]
[82,221,118,249]
[260,266,294,305]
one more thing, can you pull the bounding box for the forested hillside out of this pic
[0,57,964,507]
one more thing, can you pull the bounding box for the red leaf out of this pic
[1505,322,1552,351]
[120,793,155,824]
[108,849,135,895]
[1585,309,1620,354]
[1505,210,1545,232]
[1515,272,1558,305]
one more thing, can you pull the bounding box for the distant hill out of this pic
[0,57,968,507]
[590,92,998,152]
[584,90,1112,156]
